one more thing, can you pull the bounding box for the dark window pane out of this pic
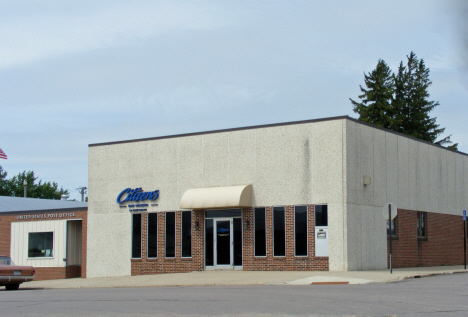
[147,213,157,258]
[315,205,328,227]
[205,209,241,218]
[254,208,266,256]
[181,211,192,257]
[205,219,214,266]
[417,213,426,238]
[165,212,175,257]
[216,220,231,265]
[295,206,307,256]
[233,218,242,266]
[273,207,285,256]
[28,232,53,257]
[132,214,142,258]
[386,218,397,237]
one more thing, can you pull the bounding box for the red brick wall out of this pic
[33,265,81,281]
[131,210,205,275]
[0,209,87,280]
[0,214,11,257]
[388,209,467,268]
[131,205,328,275]
[242,205,328,271]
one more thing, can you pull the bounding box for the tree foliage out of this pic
[350,59,395,130]
[350,52,458,150]
[0,166,69,199]
[0,166,9,196]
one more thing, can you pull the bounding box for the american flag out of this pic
[0,148,7,160]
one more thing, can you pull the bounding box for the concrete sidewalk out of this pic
[20,265,468,290]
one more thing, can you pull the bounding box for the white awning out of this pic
[180,185,252,209]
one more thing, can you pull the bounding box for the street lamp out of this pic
[23,179,27,198]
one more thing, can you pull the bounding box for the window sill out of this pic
[418,237,428,241]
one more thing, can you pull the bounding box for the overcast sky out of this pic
[1,0,467,201]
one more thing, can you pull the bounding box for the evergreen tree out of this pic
[350,60,395,130]
[351,52,458,150]
[393,52,443,142]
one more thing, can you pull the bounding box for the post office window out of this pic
[28,232,53,258]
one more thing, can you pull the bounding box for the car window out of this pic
[0,257,13,265]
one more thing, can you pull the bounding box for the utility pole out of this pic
[23,179,27,197]
[77,186,87,202]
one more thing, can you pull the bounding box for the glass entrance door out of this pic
[214,219,233,268]
[205,210,242,269]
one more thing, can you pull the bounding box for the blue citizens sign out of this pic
[116,188,159,204]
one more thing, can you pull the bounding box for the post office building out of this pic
[0,196,87,280]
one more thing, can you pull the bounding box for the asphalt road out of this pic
[2,273,468,317]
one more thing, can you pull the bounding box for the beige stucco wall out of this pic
[345,120,468,270]
[87,119,348,277]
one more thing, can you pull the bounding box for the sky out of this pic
[1,0,468,201]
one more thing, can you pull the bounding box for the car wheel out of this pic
[5,284,20,291]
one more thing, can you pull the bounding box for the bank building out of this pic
[86,116,468,278]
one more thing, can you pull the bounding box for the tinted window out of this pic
[181,211,192,257]
[273,207,285,256]
[417,212,426,238]
[315,205,328,227]
[148,213,157,258]
[254,208,266,256]
[165,212,175,257]
[234,218,242,266]
[295,206,307,256]
[386,218,397,237]
[205,219,214,266]
[205,209,241,218]
[28,232,54,258]
[132,214,142,258]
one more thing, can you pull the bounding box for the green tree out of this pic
[0,166,9,196]
[0,166,69,199]
[351,52,458,150]
[350,59,395,130]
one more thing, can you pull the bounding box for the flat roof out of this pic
[89,115,350,147]
[88,115,467,157]
[0,196,87,214]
